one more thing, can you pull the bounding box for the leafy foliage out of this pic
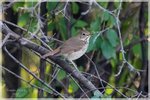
[71,2,79,14]
[101,38,116,59]
[16,87,32,98]
[2,1,148,99]
[106,29,119,47]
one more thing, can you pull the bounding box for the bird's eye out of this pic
[82,33,85,35]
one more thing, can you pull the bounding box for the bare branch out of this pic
[2,22,102,97]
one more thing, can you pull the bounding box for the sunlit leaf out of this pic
[105,88,113,95]
[68,85,73,93]
[69,79,79,93]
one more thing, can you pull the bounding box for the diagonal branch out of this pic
[2,23,102,97]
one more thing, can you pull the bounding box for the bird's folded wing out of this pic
[41,48,60,58]
[60,38,85,54]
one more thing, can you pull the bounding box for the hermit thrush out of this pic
[42,29,91,60]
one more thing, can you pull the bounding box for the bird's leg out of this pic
[68,60,79,72]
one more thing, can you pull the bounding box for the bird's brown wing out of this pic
[60,37,85,54]
[41,48,61,58]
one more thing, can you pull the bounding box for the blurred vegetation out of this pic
[1,1,148,98]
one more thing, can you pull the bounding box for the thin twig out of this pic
[115,0,140,76]
[1,65,56,95]
[49,68,60,85]
[82,72,129,98]
[2,20,53,51]
[2,24,102,97]
[3,46,65,98]
[0,34,10,48]
[70,76,90,99]
[84,54,105,91]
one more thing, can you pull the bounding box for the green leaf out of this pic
[110,15,116,25]
[42,85,53,93]
[16,87,30,98]
[12,2,24,12]
[133,58,142,69]
[105,88,113,95]
[18,13,29,27]
[114,2,120,9]
[106,29,119,47]
[28,19,38,33]
[48,22,55,31]
[101,39,116,59]
[98,2,108,9]
[90,18,101,31]
[108,16,116,27]
[57,70,66,80]
[96,36,102,49]
[87,32,103,52]
[132,44,142,58]
[69,79,79,93]
[87,33,99,52]
[34,80,42,87]
[58,17,67,40]
[71,27,78,36]
[47,2,58,10]
[72,3,79,14]
[102,11,110,21]
[25,2,37,7]
[74,20,88,28]
[34,81,52,93]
